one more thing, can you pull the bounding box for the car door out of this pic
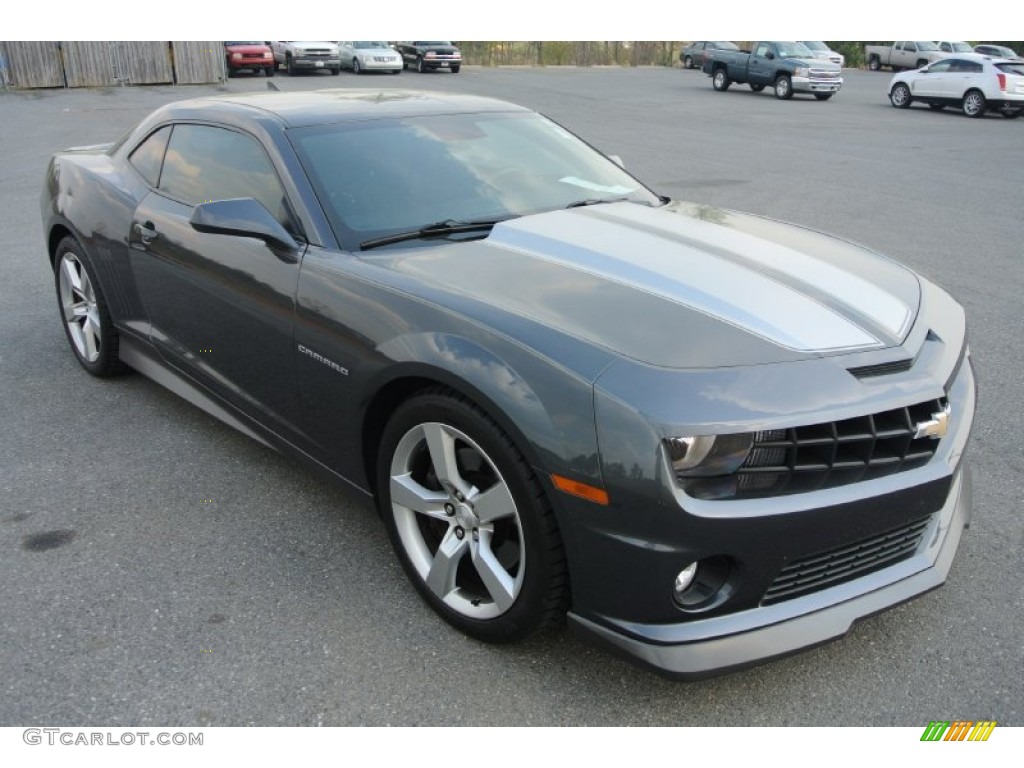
[748,42,774,84]
[127,122,309,441]
[895,42,915,69]
[929,58,974,99]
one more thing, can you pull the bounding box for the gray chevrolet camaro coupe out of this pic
[41,90,975,679]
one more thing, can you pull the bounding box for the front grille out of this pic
[762,515,931,604]
[733,397,947,498]
[810,69,840,79]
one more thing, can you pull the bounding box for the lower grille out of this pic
[763,515,931,605]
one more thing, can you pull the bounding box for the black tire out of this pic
[53,236,127,378]
[890,82,912,108]
[377,388,568,643]
[352,58,362,74]
[916,59,928,69]
[225,59,235,78]
[962,89,986,118]
[868,55,881,71]
[1002,109,1021,119]
[774,74,793,100]
[450,65,460,74]
[750,83,765,92]
[683,55,693,69]
[331,67,340,75]
[416,56,426,73]
[814,93,833,101]
[264,66,274,78]
[285,54,295,75]
[929,103,945,110]
[711,68,730,91]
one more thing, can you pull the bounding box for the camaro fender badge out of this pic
[914,403,952,440]
[297,344,349,376]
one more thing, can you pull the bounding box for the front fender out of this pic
[374,332,602,487]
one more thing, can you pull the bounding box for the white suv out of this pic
[888,53,1024,118]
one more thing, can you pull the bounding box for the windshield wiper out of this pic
[359,216,515,251]
[565,197,631,209]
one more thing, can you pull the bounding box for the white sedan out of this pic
[888,53,1024,118]
[338,41,403,74]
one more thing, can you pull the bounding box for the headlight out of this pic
[665,434,753,477]
[264,52,273,59]
[231,53,242,60]
[425,51,436,58]
[794,66,809,77]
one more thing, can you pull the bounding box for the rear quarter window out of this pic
[128,125,171,187]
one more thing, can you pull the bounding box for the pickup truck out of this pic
[865,42,951,72]
[703,41,843,100]
[270,41,341,75]
[395,42,462,73]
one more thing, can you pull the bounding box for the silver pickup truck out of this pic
[865,42,951,72]
[270,41,341,75]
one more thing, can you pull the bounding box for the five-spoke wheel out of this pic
[54,237,125,377]
[378,390,567,642]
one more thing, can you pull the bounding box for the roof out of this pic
[162,90,530,129]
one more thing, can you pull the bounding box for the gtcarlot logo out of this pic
[23,728,203,746]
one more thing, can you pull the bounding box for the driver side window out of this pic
[158,124,293,233]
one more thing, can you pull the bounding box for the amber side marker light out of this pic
[551,474,610,506]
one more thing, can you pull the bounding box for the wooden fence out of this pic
[0,41,224,88]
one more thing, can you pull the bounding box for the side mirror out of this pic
[608,154,625,168]
[190,198,299,262]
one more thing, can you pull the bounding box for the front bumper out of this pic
[792,76,843,94]
[290,57,340,70]
[360,57,403,71]
[569,464,971,679]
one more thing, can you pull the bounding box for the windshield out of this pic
[712,42,739,50]
[776,42,814,58]
[950,42,973,52]
[802,41,828,51]
[289,112,660,249]
[996,61,1024,75]
[415,41,452,47]
[225,41,265,46]
[354,41,390,49]
[916,42,940,51]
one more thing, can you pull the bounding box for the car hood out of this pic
[788,57,840,71]
[291,42,338,51]
[375,201,921,369]
[225,44,270,54]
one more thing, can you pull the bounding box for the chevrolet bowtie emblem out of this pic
[914,403,951,440]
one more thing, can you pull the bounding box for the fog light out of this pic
[673,556,734,610]
[674,563,698,597]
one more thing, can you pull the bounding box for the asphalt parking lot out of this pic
[1,65,1021,726]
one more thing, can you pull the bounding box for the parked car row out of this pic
[223,41,463,77]
[866,41,1021,71]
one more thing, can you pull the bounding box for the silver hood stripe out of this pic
[489,207,885,353]
[597,203,914,341]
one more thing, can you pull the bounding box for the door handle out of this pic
[135,221,158,244]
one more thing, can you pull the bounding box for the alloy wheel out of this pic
[389,421,525,619]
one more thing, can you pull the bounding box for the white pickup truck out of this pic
[270,41,341,75]
[865,42,951,72]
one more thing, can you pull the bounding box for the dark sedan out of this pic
[41,90,975,679]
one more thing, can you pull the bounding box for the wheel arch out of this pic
[360,343,579,501]
[47,222,77,269]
